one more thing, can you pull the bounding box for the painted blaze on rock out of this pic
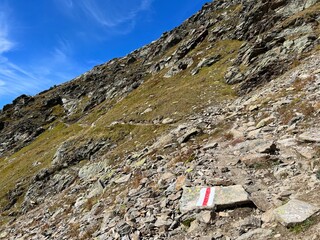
[180,185,251,214]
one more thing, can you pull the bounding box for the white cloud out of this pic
[52,38,72,62]
[0,9,33,98]
[0,37,13,54]
[0,10,14,54]
[0,55,43,95]
[0,10,84,103]
[79,0,153,30]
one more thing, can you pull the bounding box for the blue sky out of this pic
[0,0,209,109]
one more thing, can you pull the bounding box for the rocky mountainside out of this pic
[0,0,320,239]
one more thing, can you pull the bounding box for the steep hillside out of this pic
[0,0,320,239]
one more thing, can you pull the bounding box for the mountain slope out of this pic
[0,0,320,239]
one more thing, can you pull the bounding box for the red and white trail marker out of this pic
[196,187,215,207]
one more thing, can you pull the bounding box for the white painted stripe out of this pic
[196,188,207,206]
[196,187,215,207]
[207,187,215,207]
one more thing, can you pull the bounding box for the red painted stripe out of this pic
[202,188,211,206]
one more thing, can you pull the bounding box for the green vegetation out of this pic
[277,97,315,125]
[88,123,169,160]
[88,40,242,125]
[181,218,196,227]
[0,122,83,214]
[51,105,65,117]
[290,218,316,234]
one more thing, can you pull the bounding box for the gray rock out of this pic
[273,199,319,227]
[293,35,316,54]
[52,142,68,166]
[256,116,275,128]
[141,107,152,115]
[199,236,215,240]
[116,221,132,236]
[78,162,106,180]
[164,57,194,78]
[197,210,214,224]
[0,231,8,239]
[236,228,273,240]
[179,128,200,143]
[215,185,251,209]
[254,143,279,155]
[203,142,218,150]
[298,130,320,143]
[180,185,251,213]
[161,172,175,181]
[296,146,316,159]
[225,66,244,84]
[305,0,319,8]
[250,192,273,212]
[238,216,261,232]
[154,214,172,227]
[162,118,174,124]
[187,220,201,233]
[114,174,131,184]
[191,54,221,75]
[240,154,270,167]
[180,186,215,214]
[87,181,104,198]
[52,139,106,167]
[130,231,141,240]
[273,164,297,180]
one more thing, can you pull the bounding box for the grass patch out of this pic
[277,98,315,125]
[0,122,83,213]
[290,218,315,234]
[252,159,281,170]
[181,218,196,228]
[292,75,316,91]
[85,123,169,160]
[51,105,65,117]
[90,40,242,125]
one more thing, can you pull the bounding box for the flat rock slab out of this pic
[180,186,213,213]
[114,173,131,184]
[298,130,320,143]
[273,199,319,227]
[215,185,251,208]
[180,185,250,213]
[250,192,273,212]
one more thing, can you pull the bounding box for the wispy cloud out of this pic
[0,10,14,54]
[0,8,35,99]
[55,0,153,34]
[51,38,72,65]
[0,59,43,96]
[80,0,153,28]
[0,9,84,106]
